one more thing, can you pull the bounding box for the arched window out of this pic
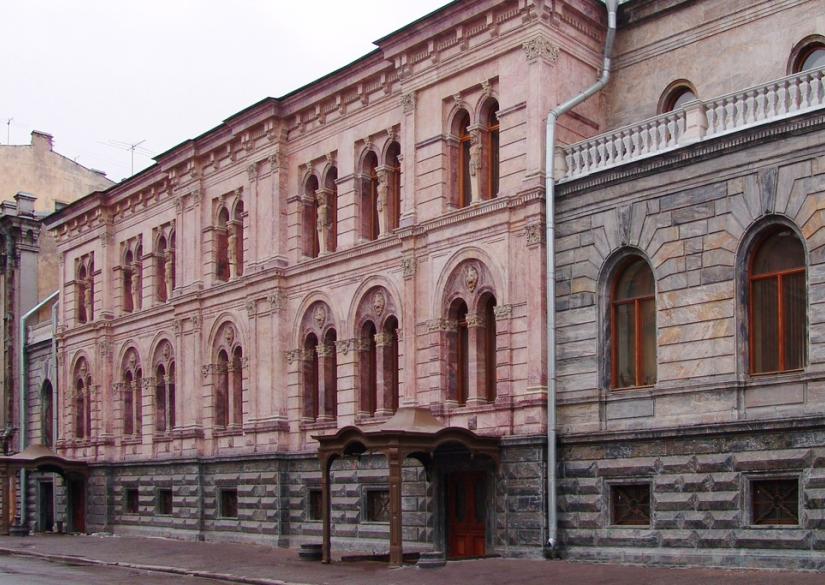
[360,321,378,415]
[41,380,54,447]
[382,316,400,413]
[749,228,807,374]
[154,341,175,433]
[302,333,319,420]
[232,200,244,277]
[216,207,230,281]
[216,349,229,427]
[611,256,656,389]
[323,167,338,253]
[791,37,825,73]
[456,110,472,208]
[122,349,142,437]
[448,299,469,405]
[303,175,320,258]
[479,293,497,402]
[384,142,401,232]
[485,101,500,199]
[659,81,698,113]
[362,152,379,241]
[74,359,92,440]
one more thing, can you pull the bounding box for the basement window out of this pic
[751,479,799,525]
[156,489,172,516]
[220,488,239,519]
[365,489,390,523]
[125,489,139,514]
[611,483,651,526]
[307,489,322,521]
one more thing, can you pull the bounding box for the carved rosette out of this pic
[313,305,326,328]
[465,265,479,293]
[372,291,386,317]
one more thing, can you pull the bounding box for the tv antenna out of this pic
[5,119,11,144]
[99,139,151,175]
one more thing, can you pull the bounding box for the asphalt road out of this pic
[0,554,239,585]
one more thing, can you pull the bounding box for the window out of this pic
[219,488,238,518]
[231,200,244,277]
[121,349,142,437]
[76,256,94,324]
[322,167,338,253]
[611,484,651,526]
[456,110,472,208]
[791,37,825,73]
[157,488,172,515]
[231,346,243,426]
[752,479,798,525]
[365,489,390,523]
[41,380,53,447]
[302,333,319,420]
[749,228,806,374]
[659,81,698,113]
[382,316,400,413]
[303,175,320,258]
[307,489,322,521]
[125,489,139,514]
[448,299,469,405]
[361,152,380,241]
[73,358,92,440]
[384,142,401,232]
[156,232,175,302]
[485,100,500,199]
[611,256,656,389]
[479,294,497,402]
[215,206,230,281]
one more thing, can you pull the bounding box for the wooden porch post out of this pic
[321,455,332,563]
[387,448,403,566]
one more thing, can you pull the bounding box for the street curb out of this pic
[0,545,314,585]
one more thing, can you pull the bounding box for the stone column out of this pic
[301,349,317,422]
[0,464,9,535]
[316,189,330,255]
[227,223,238,279]
[466,312,484,405]
[164,249,175,298]
[130,266,140,311]
[374,332,393,415]
[83,277,93,321]
[356,338,373,416]
[316,344,334,421]
[468,129,482,204]
[376,167,389,237]
[399,91,416,227]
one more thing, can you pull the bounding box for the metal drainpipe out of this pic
[544,0,617,555]
[19,290,59,528]
[51,300,60,529]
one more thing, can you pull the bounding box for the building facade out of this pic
[33,0,825,570]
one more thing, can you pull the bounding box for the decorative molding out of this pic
[268,291,286,312]
[522,36,560,65]
[335,339,352,355]
[401,256,416,279]
[465,313,485,328]
[285,349,303,365]
[493,304,513,320]
[247,162,257,181]
[525,223,545,247]
[246,299,256,317]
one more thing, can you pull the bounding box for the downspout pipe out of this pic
[19,290,59,528]
[544,0,617,555]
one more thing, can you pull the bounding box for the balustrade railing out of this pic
[559,65,825,182]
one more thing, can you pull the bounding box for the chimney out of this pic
[14,192,37,216]
[31,130,53,152]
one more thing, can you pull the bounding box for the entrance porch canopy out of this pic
[0,444,89,534]
[314,407,500,565]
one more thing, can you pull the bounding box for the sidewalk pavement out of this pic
[0,534,821,585]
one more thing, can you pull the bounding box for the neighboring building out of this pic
[23,0,825,570]
[0,133,112,531]
[0,131,111,215]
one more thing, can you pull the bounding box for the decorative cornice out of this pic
[522,35,560,64]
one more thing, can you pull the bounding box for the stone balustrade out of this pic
[558,65,825,182]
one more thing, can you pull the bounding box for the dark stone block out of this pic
[660,182,726,211]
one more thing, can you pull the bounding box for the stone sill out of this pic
[213,427,243,438]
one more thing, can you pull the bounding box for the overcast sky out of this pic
[3,0,450,182]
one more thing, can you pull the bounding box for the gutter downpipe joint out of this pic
[544,0,617,557]
[19,290,59,529]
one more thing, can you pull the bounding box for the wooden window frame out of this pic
[748,232,806,375]
[610,258,656,389]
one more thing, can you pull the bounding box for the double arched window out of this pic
[213,323,244,428]
[215,197,244,280]
[610,256,656,389]
[300,302,338,422]
[156,230,175,303]
[452,100,500,208]
[749,227,807,374]
[121,348,143,437]
[361,152,380,241]
[154,340,176,433]
[75,255,94,324]
[356,288,400,417]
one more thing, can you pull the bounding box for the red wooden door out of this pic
[70,479,86,533]
[447,471,486,558]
